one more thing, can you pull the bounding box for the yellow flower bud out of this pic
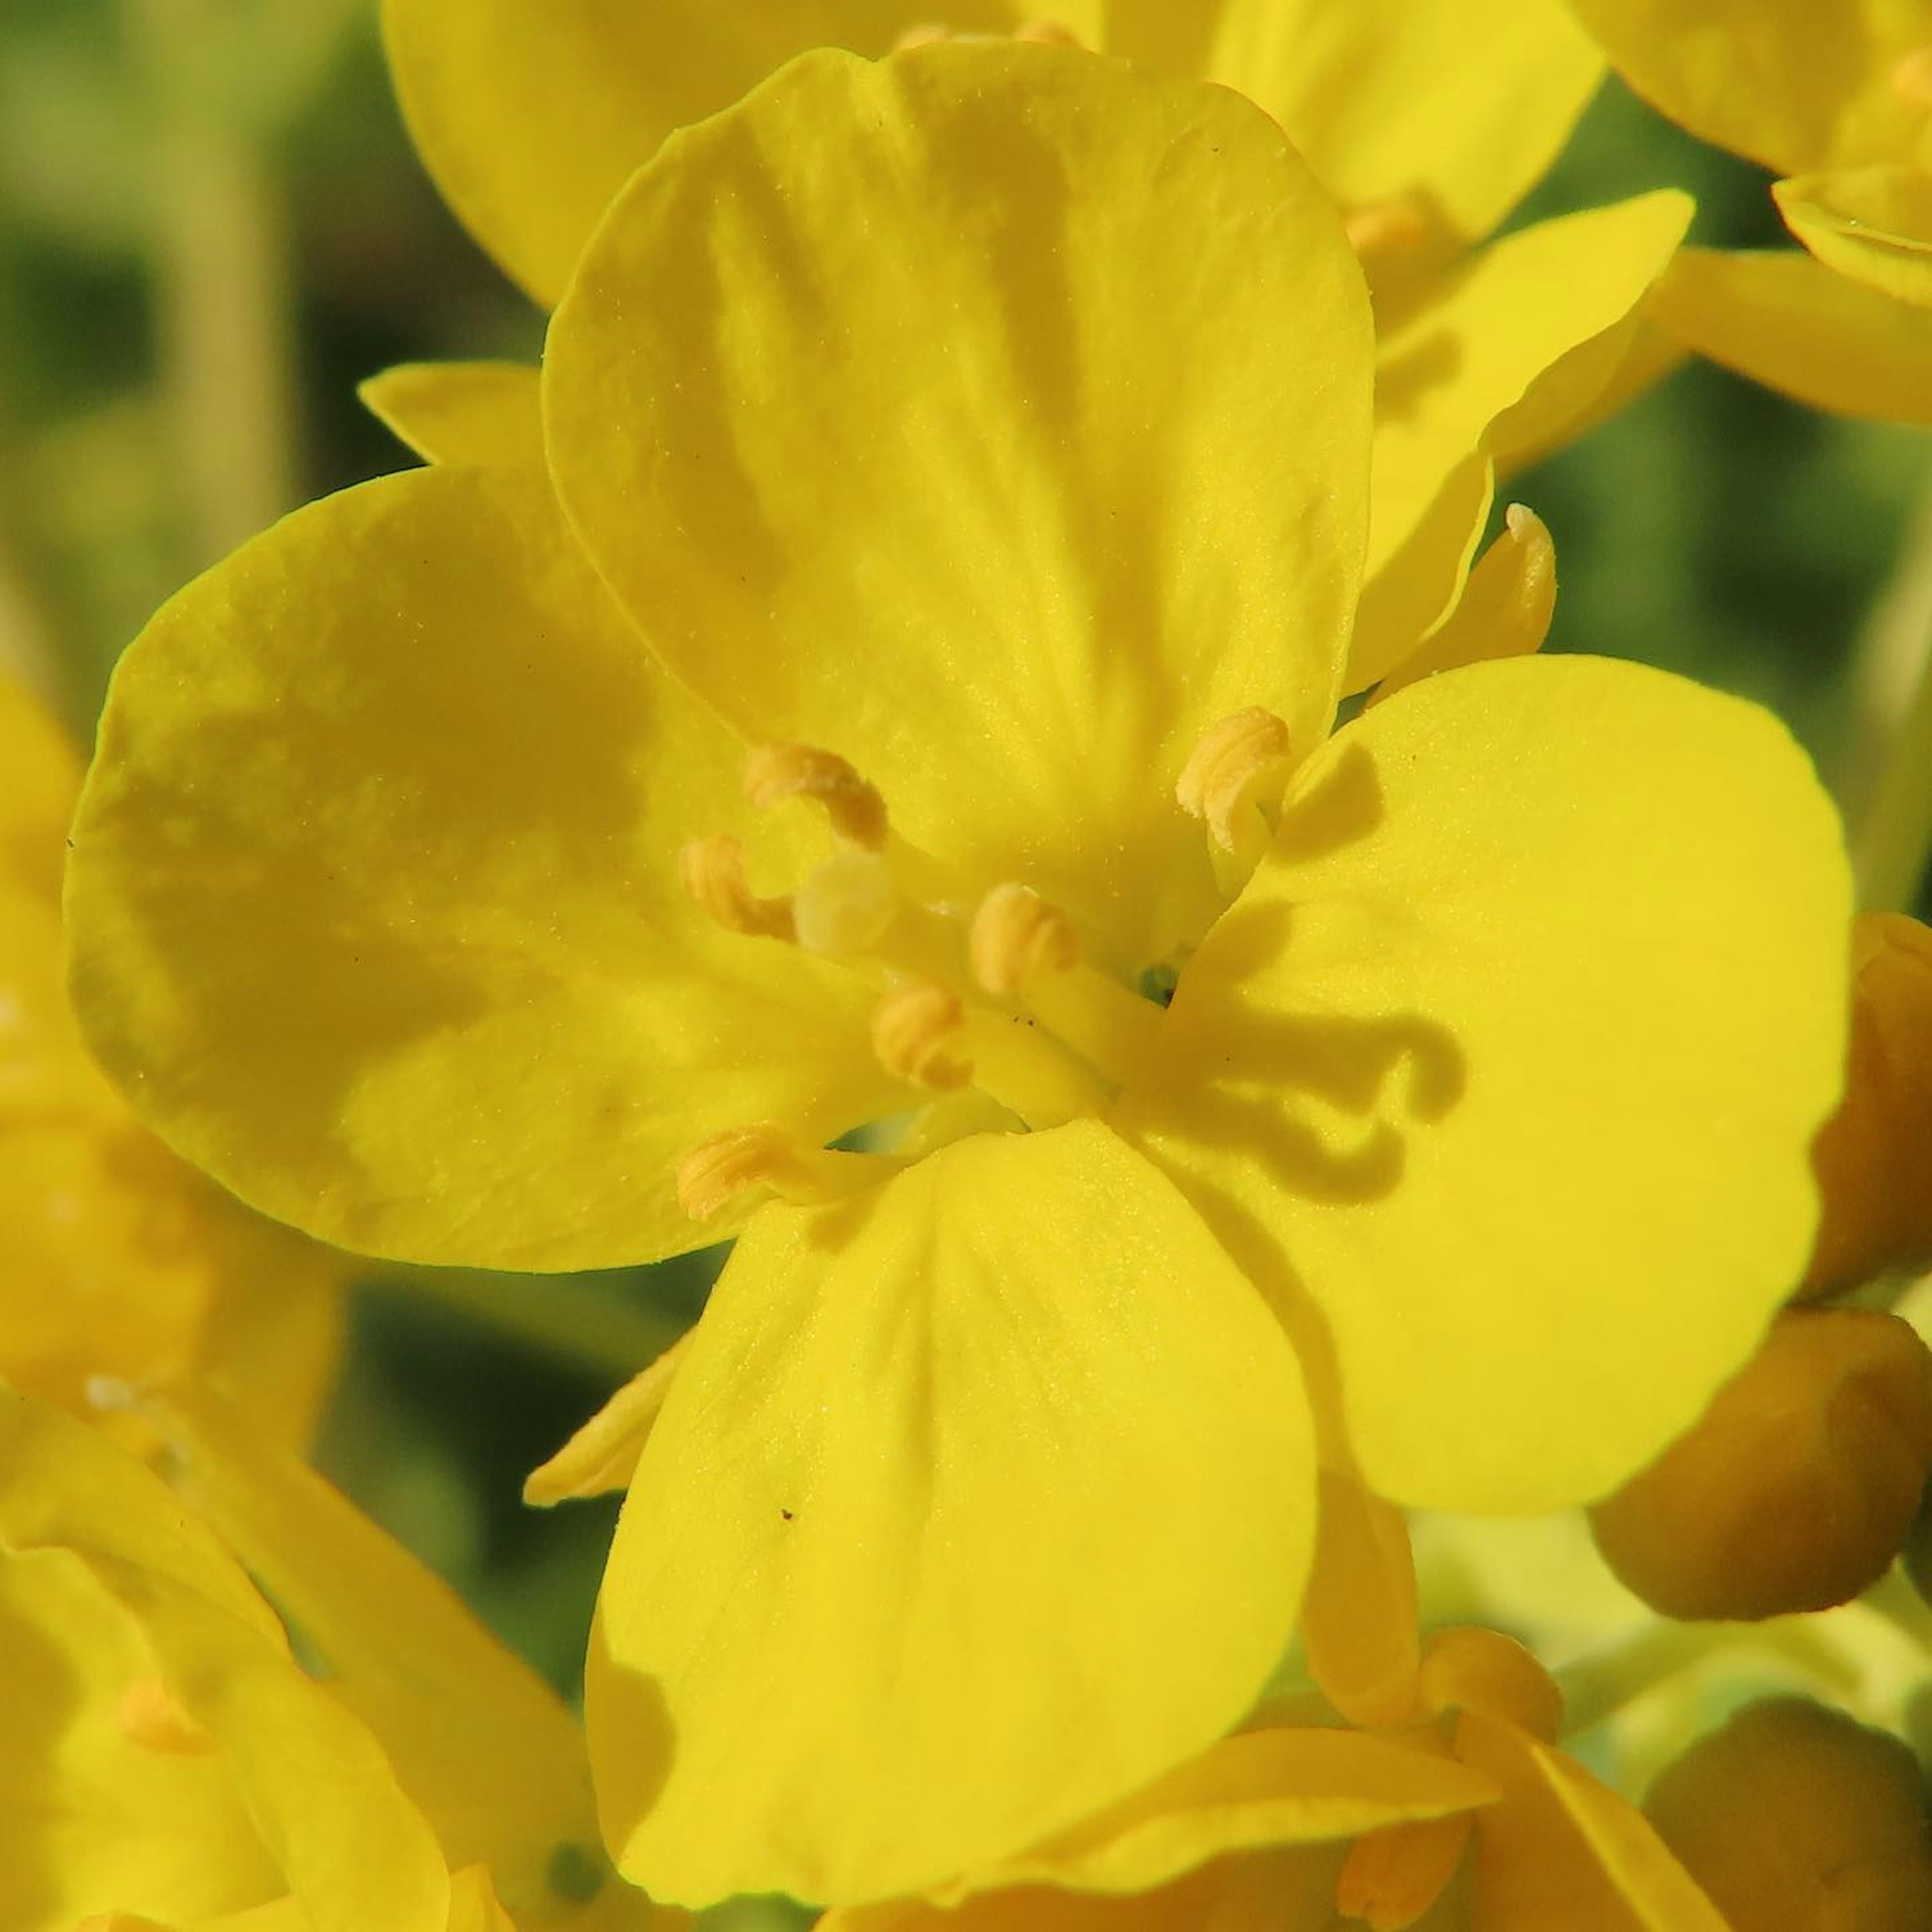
[1803,912,1932,1298]
[1645,1700,1932,1932]
[1588,1308,1932,1619]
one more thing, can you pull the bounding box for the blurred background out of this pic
[2,1,1928,1894]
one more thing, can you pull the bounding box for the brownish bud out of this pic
[1588,1308,1932,1620]
[1645,1699,1932,1931]
[1803,912,1932,1298]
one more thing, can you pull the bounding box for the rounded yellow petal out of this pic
[1566,0,1932,176]
[358,361,543,468]
[545,45,1372,972]
[1135,0,1601,246]
[1125,654,1849,1512]
[1355,192,1690,691]
[1649,245,1932,424]
[382,0,1103,304]
[1776,164,1932,310]
[66,465,891,1270]
[589,1120,1314,1907]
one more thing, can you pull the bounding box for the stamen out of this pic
[1893,45,1932,107]
[679,834,795,941]
[793,851,900,957]
[119,1675,216,1755]
[893,23,950,50]
[1175,706,1293,854]
[1336,1814,1474,1930]
[1419,1627,1564,1744]
[1343,195,1431,261]
[1015,19,1084,46]
[871,981,974,1090]
[969,882,1081,994]
[676,1123,896,1222]
[743,743,888,850]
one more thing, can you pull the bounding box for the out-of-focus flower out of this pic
[1566,0,1932,422]
[1803,912,1932,1297]
[1645,1698,1932,1931]
[370,0,1688,690]
[1588,1306,1932,1620]
[66,46,1850,1910]
[0,1384,659,1932]
[0,667,345,1446]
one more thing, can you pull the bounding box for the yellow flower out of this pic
[370,0,1691,691]
[67,45,1847,1909]
[1567,0,1932,423]
[0,668,345,1446]
[0,1384,657,1932]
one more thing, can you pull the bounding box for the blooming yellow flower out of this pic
[371,0,1691,690]
[0,1383,657,1932]
[0,667,344,1445]
[67,45,1847,1909]
[1566,0,1932,423]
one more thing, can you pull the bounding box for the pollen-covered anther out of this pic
[1892,44,1932,108]
[1176,705,1293,851]
[969,882,1082,995]
[1343,195,1431,261]
[871,980,974,1090]
[743,743,888,851]
[119,1674,217,1755]
[676,1124,818,1221]
[678,833,795,941]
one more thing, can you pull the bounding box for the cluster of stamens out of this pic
[674,708,1293,1223]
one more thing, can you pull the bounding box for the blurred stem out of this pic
[131,0,299,563]
[1847,478,1932,914]
[379,1265,687,1381]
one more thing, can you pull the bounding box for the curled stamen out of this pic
[743,743,888,851]
[1342,195,1431,261]
[871,981,974,1090]
[679,834,795,941]
[1420,1627,1563,1744]
[1893,45,1932,107]
[1175,706,1293,852]
[119,1675,216,1755]
[969,883,1081,994]
[676,1123,886,1221]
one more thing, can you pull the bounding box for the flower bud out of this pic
[1588,1308,1932,1620]
[1802,913,1932,1298]
[1645,1699,1932,1931]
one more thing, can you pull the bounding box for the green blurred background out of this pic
[2,10,1927,1906]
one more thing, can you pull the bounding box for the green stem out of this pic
[1847,479,1932,914]
[375,1265,687,1381]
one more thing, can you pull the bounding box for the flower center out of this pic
[676,714,1294,1221]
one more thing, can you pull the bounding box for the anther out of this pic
[1015,19,1084,46]
[679,834,795,941]
[871,981,974,1090]
[743,743,888,851]
[1343,195,1431,261]
[1175,706,1293,852]
[119,1675,216,1755]
[1892,45,1932,108]
[969,883,1081,994]
[677,1124,901,1222]
[893,24,949,50]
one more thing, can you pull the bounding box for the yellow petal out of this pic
[152,1389,631,1927]
[1649,246,1932,424]
[1565,0,1932,175]
[1298,1472,1425,1730]
[939,1724,1496,1904]
[545,45,1372,973]
[524,1333,692,1507]
[66,464,892,1270]
[1125,654,1849,1512]
[1776,164,1932,309]
[1111,0,1601,246]
[382,0,1104,305]
[1354,191,1689,691]
[0,1389,450,1932]
[1371,506,1556,708]
[358,362,543,468]
[1456,1711,1728,1931]
[589,1119,1315,1906]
